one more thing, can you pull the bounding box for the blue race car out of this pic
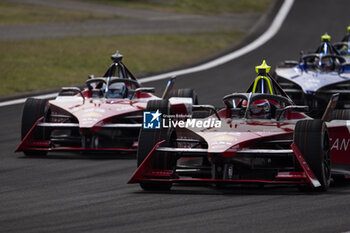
[334,26,350,63]
[275,52,350,118]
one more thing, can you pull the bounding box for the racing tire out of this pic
[137,99,173,191]
[294,119,331,191]
[168,88,209,118]
[21,98,48,157]
[330,109,350,120]
[169,88,198,105]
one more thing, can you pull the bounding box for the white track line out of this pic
[0,93,59,107]
[0,0,294,108]
[140,0,294,83]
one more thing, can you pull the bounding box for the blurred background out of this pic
[0,0,272,98]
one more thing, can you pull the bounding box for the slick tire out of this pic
[169,88,198,105]
[21,98,48,157]
[137,99,172,191]
[294,119,331,191]
[330,109,350,120]
[168,88,209,118]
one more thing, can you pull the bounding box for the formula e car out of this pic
[275,33,350,118]
[333,26,350,63]
[275,53,350,118]
[16,51,198,157]
[128,61,350,192]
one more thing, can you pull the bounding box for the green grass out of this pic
[0,31,244,96]
[0,1,116,25]
[77,0,272,14]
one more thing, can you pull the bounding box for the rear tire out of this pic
[330,109,350,120]
[294,119,331,191]
[169,88,198,105]
[169,88,208,118]
[137,99,173,191]
[21,98,48,157]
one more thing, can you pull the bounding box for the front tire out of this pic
[137,99,173,191]
[294,119,331,191]
[21,98,48,157]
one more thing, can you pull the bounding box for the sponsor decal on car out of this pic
[330,138,350,151]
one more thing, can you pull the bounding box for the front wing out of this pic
[16,117,141,153]
[128,141,321,188]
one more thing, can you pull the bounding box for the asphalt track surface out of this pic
[2,1,350,232]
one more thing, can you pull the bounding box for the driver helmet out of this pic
[248,99,271,119]
[320,56,334,71]
[107,82,127,98]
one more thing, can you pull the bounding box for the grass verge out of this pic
[0,31,244,96]
[0,1,116,25]
[77,0,272,14]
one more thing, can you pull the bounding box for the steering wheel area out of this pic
[301,54,345,72]
[223,93,293,120]
[86,77,141,99]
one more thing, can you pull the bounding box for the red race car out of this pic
[16,51,198,157]
[129,61,350,192]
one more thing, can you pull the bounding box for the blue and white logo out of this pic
[143,110,162,129]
